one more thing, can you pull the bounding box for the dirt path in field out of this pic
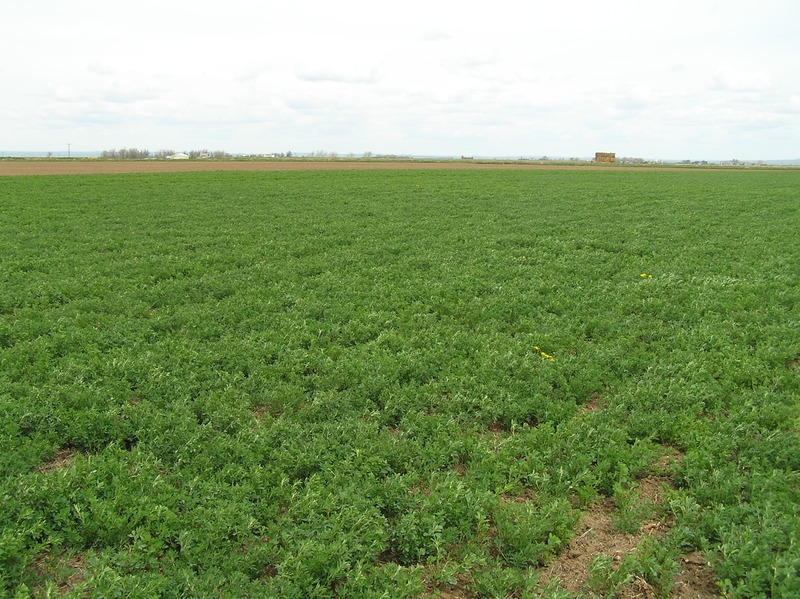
[0,160,707,176]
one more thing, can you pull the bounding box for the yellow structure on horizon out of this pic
[594,152,616,163]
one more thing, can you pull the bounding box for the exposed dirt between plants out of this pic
[537,450,720,598]
[431,583,472,599]
[0,160,704,177]
[37,448,77,473]
[422,564,474,599]
[672,553,719,599]
[30,551,87,596]
[578,391,603,414]
[538,496,644,594]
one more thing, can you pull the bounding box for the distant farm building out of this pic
[595,152,616,163]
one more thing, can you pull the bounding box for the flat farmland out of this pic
[1,168,798,598]
[0,159,702,177]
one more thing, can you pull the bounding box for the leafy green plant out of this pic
[469,557,538,598]
[493,497,577,568]
[1,167,798,596]
[611,483,656,534]
[585,553,631,597]
[619,536,680,598]
[585,537,679,599]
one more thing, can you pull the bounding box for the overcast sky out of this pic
[2,0,798,159]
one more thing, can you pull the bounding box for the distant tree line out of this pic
[100,148,231,159]
[101,148,152,159]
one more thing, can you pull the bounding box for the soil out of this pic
[0,160,696,176]
[538,450,720,599]
[29,551,87,595]
[37,448,77,473]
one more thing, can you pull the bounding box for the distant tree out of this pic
[124,148,148,159]
[102,148,149,159]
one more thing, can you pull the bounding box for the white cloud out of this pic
[295,63,381,85]
[87,60,116,76]
[419,29,452,42]
[1,0,798,158]
[712,68,773,92]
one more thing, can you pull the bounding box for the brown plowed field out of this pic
[0,160,691,176]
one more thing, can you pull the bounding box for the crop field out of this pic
[1,168,798,598]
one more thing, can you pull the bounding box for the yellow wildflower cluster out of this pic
[534,346,555,362]
[640,273,653,278]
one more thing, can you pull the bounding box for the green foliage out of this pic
[586,536,679,599]
[470,558,539,598]
[612,483,656,535]
[1,168,798,596]
[493,498,578,568]
[585,553,628,596]
[621,536,680,598]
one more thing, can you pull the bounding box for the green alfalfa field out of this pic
[1,167,798,598]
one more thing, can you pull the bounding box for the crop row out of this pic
[1,169,798,597]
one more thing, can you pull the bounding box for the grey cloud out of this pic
[87,60,116,76]
[99,83,156,104]
[711,68,772,92]
[295,63,380,84]
[419,29,452,42]
[48,80,156,105]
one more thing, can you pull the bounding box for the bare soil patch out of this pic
[578,391,603,415]
[538,496,643,593]
[30,551,87,596]
[538,450,720,598]
[37,448,77,473]
[672,553,719,599]
[423,569,473,599]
